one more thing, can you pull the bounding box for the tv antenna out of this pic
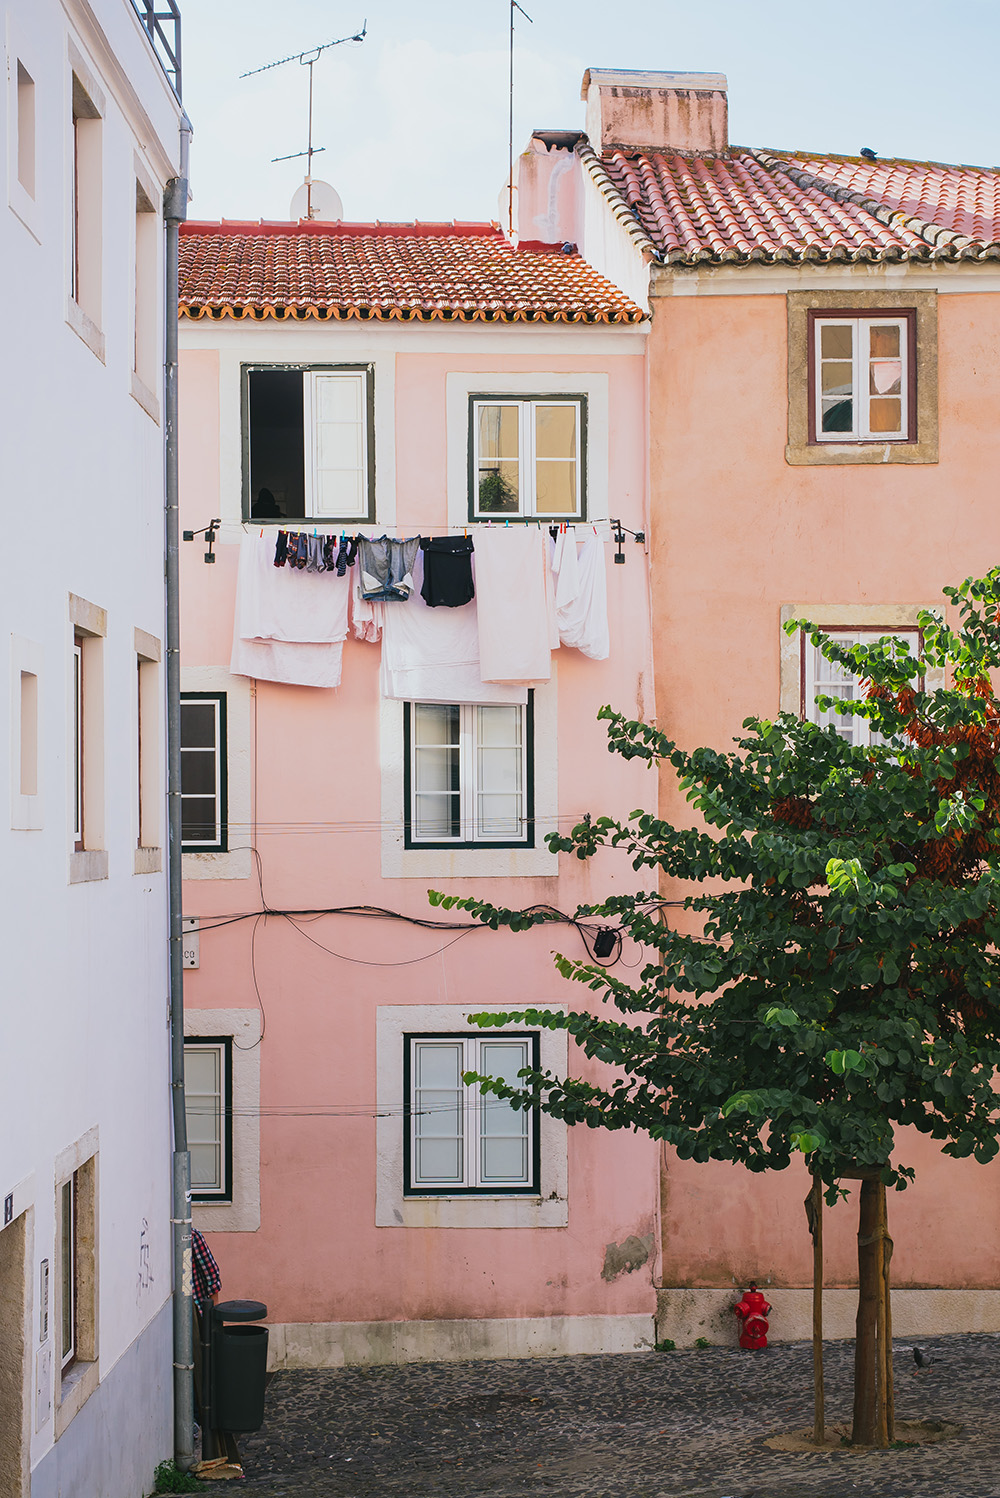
[508,0,533,237]
[241,23,367,220]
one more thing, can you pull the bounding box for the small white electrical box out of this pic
[182,917,200,969]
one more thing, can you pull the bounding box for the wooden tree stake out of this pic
[805,1172,824,1444]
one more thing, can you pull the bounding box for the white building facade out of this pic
[0,2,183,1493]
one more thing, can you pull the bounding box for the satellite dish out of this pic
[290,178,343,222]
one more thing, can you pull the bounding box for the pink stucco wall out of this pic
[649,288,1000,1289]
[179,337,661,1328]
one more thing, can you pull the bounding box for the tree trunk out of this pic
[852,1177,880,1445]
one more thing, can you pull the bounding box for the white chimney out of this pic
[582,68,728,156]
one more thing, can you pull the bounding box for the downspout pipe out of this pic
[165,113,193,1472]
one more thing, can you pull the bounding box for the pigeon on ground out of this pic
[912,1346,933,1373]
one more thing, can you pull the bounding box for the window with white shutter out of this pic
[243,364,374,522]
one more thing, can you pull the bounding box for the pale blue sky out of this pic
[177,0,1000,224]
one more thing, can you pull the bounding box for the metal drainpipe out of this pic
[165,114,193,1472]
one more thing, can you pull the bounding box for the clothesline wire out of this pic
[243,520,621,537]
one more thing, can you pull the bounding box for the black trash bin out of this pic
[212,1299,269,1434]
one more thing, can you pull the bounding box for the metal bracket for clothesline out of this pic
[182,518,221,564]
[610,519,645,564]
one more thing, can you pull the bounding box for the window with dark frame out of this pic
[802,627,921,747]
[184,1038,234,1202]
[809,310,916,444]
[404,698,533,848]
[470,395,586,519]
[242,364,375,522]
[180,693,227,851]
[404,1033,540,1195]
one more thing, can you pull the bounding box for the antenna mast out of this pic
[241,23,367,220]
[508,0,533,238]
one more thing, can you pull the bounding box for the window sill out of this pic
[55,1358,99,1436]
[785,439,938,466]
[69,849,109,884]
[130,370,161,424]
[66,298,105,363]
[134,845,162,875]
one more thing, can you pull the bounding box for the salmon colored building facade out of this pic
[575,69,1000,1343]
[176,220,662,1366]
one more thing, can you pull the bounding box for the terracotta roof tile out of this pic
[592,146,1000,266]
[178,221,645,324]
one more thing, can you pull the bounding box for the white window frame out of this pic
[184,1039,232,1202]
[814,315,909,443]
[803,627,920,746]
[471,396,584,519]
[407,1034,537,1194]
[244,364,373,522]
[407,701,529,847]
[180,694,225,851]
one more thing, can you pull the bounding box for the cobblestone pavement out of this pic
[236,1334,1000,1497]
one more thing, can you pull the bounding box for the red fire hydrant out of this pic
[734,1282,771,1350]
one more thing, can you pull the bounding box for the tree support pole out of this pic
[878,1183,895,1443]
[806,1172,824,1445]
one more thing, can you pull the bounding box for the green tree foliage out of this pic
[431,572,1000,1198]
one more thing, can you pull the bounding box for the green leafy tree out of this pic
[432,571,1000,1447]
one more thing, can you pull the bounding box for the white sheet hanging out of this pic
[379,552,526,704]
[230,532,351,688]
[550,528,610,660]
[474,527,556,684]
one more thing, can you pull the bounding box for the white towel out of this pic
[230,532,351,688]
[474,527,555,684]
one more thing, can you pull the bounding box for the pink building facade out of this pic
[177,221,661,1366]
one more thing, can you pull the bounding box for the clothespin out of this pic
[259,529,263,539]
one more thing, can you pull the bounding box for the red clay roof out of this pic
[589,145,1000,266]
[178,221,645,323]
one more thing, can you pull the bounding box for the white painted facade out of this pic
[0,2,182,1494]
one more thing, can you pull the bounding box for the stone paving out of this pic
[236,1334,1000,1497]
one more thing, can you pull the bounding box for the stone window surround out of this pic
[376,1003,568,1229]
[786,288,938,466]
[187,1007,261,1233]
[779,602,946,718]
[53,1127,99,1438]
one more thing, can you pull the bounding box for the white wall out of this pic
[0,0,181,1491]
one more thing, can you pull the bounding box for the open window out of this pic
[242,364,375,522]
